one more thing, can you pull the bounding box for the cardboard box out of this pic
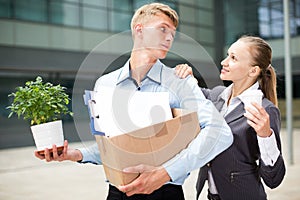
[94,108,200,186]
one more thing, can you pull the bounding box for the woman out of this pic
[176,35,285,200]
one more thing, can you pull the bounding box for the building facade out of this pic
[0,0,299,148]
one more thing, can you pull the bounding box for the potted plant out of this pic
[7,76,73,155]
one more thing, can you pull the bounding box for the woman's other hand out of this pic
[244,102,272,137]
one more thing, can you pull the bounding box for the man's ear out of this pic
[134,24,143,35]
[249,66,261,77]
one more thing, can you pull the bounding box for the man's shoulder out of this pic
[101,67,123,79]
[160,64,201,95]
[160,64,181,81]
[94,67,123,89]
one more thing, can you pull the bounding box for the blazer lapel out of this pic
[214,98,225,112]
[209,86,245,124]
[214,98,245,124]
[210,89,225,111]
[225,103,245,124]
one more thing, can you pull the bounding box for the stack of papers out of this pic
[84,86,172,137]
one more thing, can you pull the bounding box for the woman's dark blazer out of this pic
[196,86,286,200]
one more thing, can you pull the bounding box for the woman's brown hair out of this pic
[238,35,278,107]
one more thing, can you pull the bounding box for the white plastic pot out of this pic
[30,120,64,151]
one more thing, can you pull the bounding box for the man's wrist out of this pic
[157,166,171,183]
[73,149,83,162]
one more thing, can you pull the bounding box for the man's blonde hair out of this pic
[131,3,179,31]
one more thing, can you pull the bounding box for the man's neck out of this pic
[130,51,157,85]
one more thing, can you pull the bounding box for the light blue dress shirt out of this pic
[79,59,233,185]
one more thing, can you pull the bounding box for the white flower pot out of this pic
[30,120,64,152]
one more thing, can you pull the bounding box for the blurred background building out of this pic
[0,0,299,149]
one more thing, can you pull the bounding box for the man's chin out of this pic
[157,52,168,59]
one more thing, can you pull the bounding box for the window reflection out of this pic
[258,0,300,38]
[50,2,79,26]
[15,0,47,22]
[1,0,299,38]
[0,0,11,17]
[109,0,131,11]
[82,0,107,7]
[110,12,131,32]
[83,6,108,30]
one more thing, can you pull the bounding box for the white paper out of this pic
[240,89,263,112]
[89,86,172,137]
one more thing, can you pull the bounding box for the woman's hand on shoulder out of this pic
[175,64,194,79]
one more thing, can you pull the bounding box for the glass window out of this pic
[271,21,283,37]
[0,0,10,17]
[296,18,300,34]
[181,24,197,39]
[109,0,131,11]
[160,1,176,10]
[197,27,214,44]
[82,6,108,30]
[270,5,283,21]
[271,1,282,12]
[180,5,197,24]
[133,0,155,10]
[195,0,213,9]
[296,0,300,16]
[259,23,270,37]
[198,10,214,26]
[50,2,80,26]
[258,0,281,38]
[65,0,79,2]
[291,0,300,35]
[132,0,178,23]
[259,6,270,22]
[15,0,47,22]
[82,0,107,7]
[110,11,132,32]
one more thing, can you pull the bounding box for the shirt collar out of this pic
[116,59,163,85]
[238,81,263,103]
[220,84,233,102]
[116,60,131,85]
[147,60,163,84]
[240,81,260,94]
[220,81,261,102]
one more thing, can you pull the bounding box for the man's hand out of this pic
[117,164,171,196]
[34,140,83,162]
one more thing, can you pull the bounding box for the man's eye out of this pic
[160,27,166,33]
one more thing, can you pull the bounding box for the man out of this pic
[35,3,233,199]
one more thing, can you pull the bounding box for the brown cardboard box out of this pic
[94,108,200,186]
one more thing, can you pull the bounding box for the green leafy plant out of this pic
[7,76,73,125]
